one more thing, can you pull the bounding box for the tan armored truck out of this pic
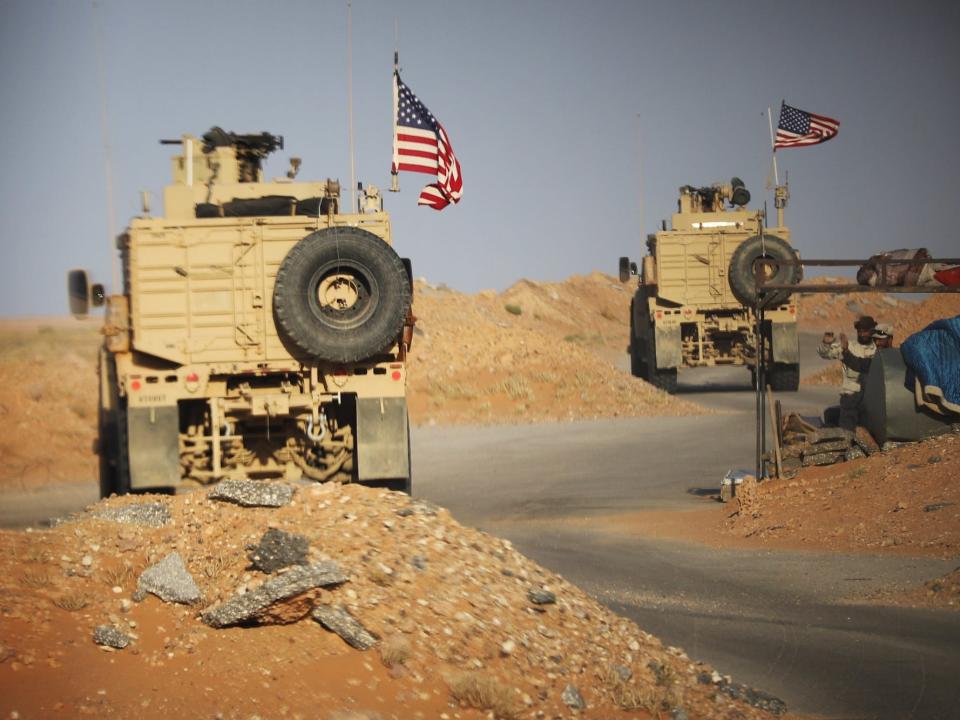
[619,179,801,393]
[69,128,414,496]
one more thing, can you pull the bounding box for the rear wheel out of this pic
[628,299,647,377]
[98,403,130,498]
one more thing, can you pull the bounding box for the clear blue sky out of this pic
[2,0,958,315]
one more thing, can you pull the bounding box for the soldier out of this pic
[818,315,878,431]
[872,323,894,349]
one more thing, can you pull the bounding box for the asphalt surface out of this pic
[410,337,960,720]
[4,334,959,718]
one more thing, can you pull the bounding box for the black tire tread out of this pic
[728,234,801,309]
[274,227,412,363]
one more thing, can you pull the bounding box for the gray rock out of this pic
[881,441,906,452]
[395,507,415,517]
[202,561,347,628]
[137,552,201,604]
[528,588,556,605]
[924,502,955,513]
[561,684,586,710]
[720,682,787,715]
[810,427,854,443]
[671,710,689,720]
[807,439,851,454]
[802,451,845,467]
[611,664,632,682]
[410,555,427,571]
[209,480,295,508]
[93,625,130,649]
[845,446,866,461]
[92,502,170,527]
[845,301,864,314]
[247,528,309,574]
[312,605,378,649]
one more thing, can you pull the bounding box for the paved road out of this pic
[412,338,960,720]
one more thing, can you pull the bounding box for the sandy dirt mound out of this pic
[0,320,101,492]
[407,275,703,426]
[0,484,794,719]
[720,432,960,556]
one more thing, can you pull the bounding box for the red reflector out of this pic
[391,371,401,381]
[131,380,141,391]
[789,307,796,314]
[333,370,348,376]
[186,372,199,382]
[655,311,664,319]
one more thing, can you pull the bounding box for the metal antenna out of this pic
[93,1,118,292]
[346,1,357,211]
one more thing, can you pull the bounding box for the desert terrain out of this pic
[1,275,958,719]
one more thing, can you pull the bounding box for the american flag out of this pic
[774,102,840,149]
[392,73,463,210]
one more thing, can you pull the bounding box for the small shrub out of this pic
[19,569,53,589]
[493,376,533,401]
[201,553,230,580]
[504,304,522,316]
[101,562,134,588]
[53,592,89,612]
[447,671,517,718]
[379,636,412,668]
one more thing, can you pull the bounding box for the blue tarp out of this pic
[900,314,960,414]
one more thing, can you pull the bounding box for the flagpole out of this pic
[390,25,400,193]
[767,106,779,187]
[346,1,357,211]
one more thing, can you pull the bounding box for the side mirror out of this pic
[68,269,90,316]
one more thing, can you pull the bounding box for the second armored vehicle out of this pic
[619,179,801,393]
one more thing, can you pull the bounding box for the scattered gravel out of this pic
[136,552,201,604]
[93,625,130,649]
[91,502,170,527]
[209,480,295,508]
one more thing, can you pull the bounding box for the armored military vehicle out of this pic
[619,179,801,393]
[69,128,414,496]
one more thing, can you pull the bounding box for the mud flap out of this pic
[356,398,410,481]
[127,406,180,489]
[654,324,681,369]
[771,323,799,363]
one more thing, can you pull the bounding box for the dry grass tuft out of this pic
[379,636,412,668]
[52,592,89,611]
[447,671,518,719]
[100,562,134,589]
[200,553,230,580]
[491,375,534,402]
[597,667,659,712]
[19,569,53,589]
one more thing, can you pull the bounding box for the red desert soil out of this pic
[0,484,804,719]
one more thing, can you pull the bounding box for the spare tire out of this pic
[274,227,412,363]
[728,234,801,309]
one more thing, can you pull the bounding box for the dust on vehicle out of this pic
[69,128,415,496]
[619,179,801,393]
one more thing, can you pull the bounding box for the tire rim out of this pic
[306,260,380,330]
